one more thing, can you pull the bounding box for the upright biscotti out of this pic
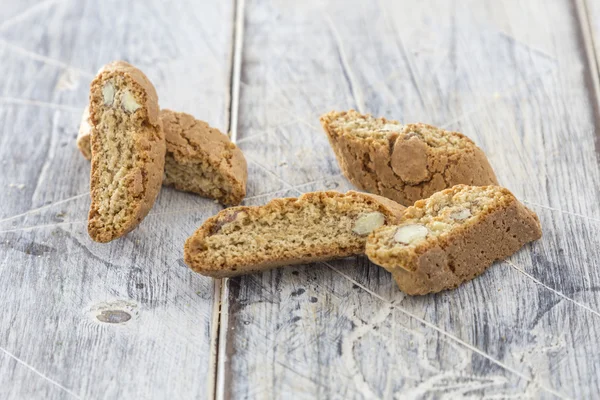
[87,61,165,243]
[77,108,247,206]
[161,110,247,206]
[184,191,405,277]
[320,110,498,206]
[366,185,542,295]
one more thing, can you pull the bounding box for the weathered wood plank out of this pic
[0,0,234,398]
[221,0,600,398]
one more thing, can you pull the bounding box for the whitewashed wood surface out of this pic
[1,0,599,399]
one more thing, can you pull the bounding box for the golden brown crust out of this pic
[366,185,542,295]
[160,109,247,205]
[184,190,406,277]
[87,61,165,243]
[320,110,499,206]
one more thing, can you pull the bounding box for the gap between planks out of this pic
[212,0,246,399]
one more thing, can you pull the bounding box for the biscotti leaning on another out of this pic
[365,185,542,295]
[88,61,165,243]
[184,191,406,277]
[77,108,247,206]
[320,110,498,206]
[161,109,247,206]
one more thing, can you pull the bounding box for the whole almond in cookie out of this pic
[184,191,405,277]
[87,61,165,243]
[366,185,542,295]
[320,110,498,206]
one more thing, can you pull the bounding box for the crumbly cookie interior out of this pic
[187,195,389,271]
[162,112,242,205]
[373,185,512,249]
[325,110,472,150]
[88,74,156,240]
[325,110,403,140]
[164,154,235,204]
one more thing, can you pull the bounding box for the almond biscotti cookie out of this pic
[77,108,247,206]
[184,191,405,277]
[161,109,247,206]
[366,185,542,295]
[88,61,165,243]
[320,110,498,206]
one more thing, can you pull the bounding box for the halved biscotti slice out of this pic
[161,109,247,205]
[184,191,405,277]
[77,108,247,205]
[366,185,542,295]
[88,61,165,243]
[320,110,498,206]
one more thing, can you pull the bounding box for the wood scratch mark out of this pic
[31,111,59,204]
[0,38,94,79]
[440,67,557,129]
[0,346,81,399]
[235,132,267,145]
[496,29,557,62]
[235,119,302,145]
[376,0,430,112]
[0,193,89,224]
[504,260,600,319]
[323,262,569,400]
[269,103,322,132]
[521,200,600,224]
[0,220,85,234]
[325,15,365,114]
[246,157,340,200]
[0,96,82,113]
[0,0,63,32]
[246,158,302,194]
[275,361,327,389]
[242,189,291,203]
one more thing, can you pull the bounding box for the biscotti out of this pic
[161,110,247,206]
[77,108,247,206]
[320,110,498,206]
[365,185,542,295]
[88,61,165,243]
[184,191,405,277]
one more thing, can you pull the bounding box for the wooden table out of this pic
[1,0,599,398]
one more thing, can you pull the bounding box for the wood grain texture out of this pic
[221,0,600,398]
[2,0,600,399]
[0,0,233,399]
